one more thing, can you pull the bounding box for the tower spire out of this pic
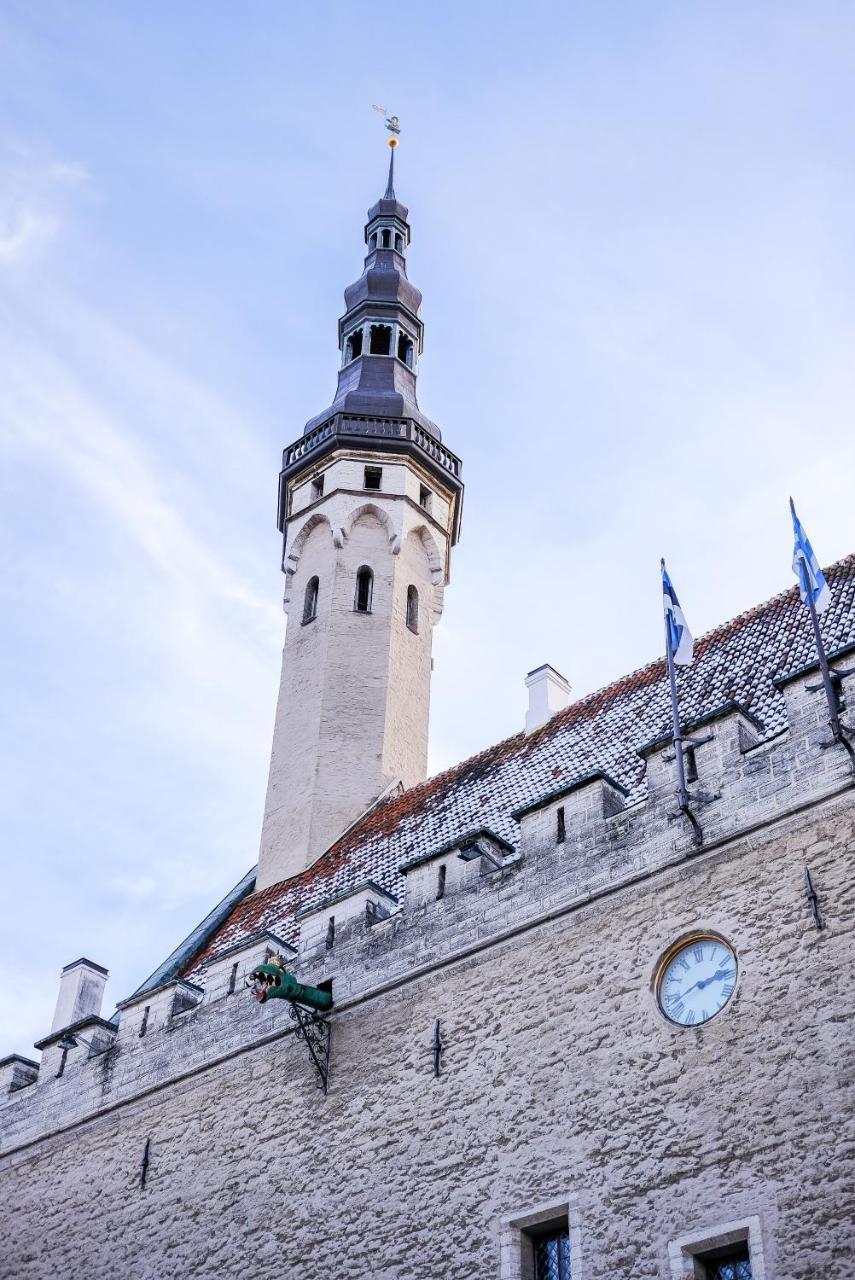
[385,146,396,199]
[257,139,464,891]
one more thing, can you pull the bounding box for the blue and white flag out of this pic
[662,560,694,666]
[791,499,830,614]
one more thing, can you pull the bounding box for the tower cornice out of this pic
[277,412,464,546]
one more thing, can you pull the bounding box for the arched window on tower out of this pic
[397,330,414,367]
[406,585,419,634]
[369,324,392,355]
[303,576,319,624]
[345,329,363,363]
[381,228,391,248]
[395,233,403,253]
[354,566,374,614]
[370,232,378,249]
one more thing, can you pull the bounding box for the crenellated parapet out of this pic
[3,656,853,1158]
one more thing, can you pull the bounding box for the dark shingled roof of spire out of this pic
[184,554,855,975]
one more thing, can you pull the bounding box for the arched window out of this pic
[303,576,319,624]
[354,566,374,613]
[370,232,378,249]
[381,228,391,248]
[345,329,363,362]
[406,585,419,633]
[397,330,414,367]
[395,233,403,253]
[369,324,392,355]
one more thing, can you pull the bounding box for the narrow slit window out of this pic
[419,484,431,511]
[556,806,566,844]
[369,324,392,355]
[355,566,374,613]
[397,330,414,367]
[406,585,419,634]
[345,329,363,362]
[311,474,324,501]
[325,917,335,950]
[227,964,238,996]
[303,576,319,624]
[364,465,382,490]
[436,864,446,900]
[685,745,698,783]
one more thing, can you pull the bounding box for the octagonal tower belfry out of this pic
[256,146,464,891]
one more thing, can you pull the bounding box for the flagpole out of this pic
[662,559,690,813]
[804,569,845,743]
[790,498,846,745]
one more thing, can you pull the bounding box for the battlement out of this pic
[2,657,853,1158]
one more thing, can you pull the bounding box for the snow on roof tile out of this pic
[185,555,855,974]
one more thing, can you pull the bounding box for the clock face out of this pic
[658,936,737,1027]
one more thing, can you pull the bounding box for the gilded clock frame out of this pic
[654,929,739,1028]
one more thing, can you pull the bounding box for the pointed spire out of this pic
[384,145,396,199]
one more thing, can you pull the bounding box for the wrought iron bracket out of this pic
[664,733,714,761]
[431,1019,443,1078]
[807,666,855,762]
[803,866,823,930]
[288,1002,331,1094]
[669,789,720,848]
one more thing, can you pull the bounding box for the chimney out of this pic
[50,958,109,1033]
[525,664,571,734]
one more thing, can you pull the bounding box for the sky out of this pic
[2,2,855,1054]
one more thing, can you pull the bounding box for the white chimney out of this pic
[525,664,571,734]
[51,958,109,1033]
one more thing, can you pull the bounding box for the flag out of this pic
[662,560,694,666]
[791,499,830,614]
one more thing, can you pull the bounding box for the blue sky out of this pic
[2,2,855,1054]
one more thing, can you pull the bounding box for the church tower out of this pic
[256,144,464,891]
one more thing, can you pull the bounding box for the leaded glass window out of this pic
[533,1227,571,1280]
[705,1247,752,1280]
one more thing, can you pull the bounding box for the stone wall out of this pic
[257,446,452,889]
[2,672,854,1278]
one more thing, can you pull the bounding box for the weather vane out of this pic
[372,104,401,148]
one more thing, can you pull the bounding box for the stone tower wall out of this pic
[257,449,451,889]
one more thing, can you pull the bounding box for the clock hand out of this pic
[679,978,706,998]
[679,968,732,999]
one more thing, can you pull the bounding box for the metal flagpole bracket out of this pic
[806,665,855,760]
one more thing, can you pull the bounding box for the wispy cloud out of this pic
[0,149,87,262]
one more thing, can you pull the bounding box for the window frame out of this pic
[406,584,419,634]
[354,565,374,614]
[363,466,383,491]
[498,1196,581,1280]
[668,1217,765,1280]
[302,576,319,625]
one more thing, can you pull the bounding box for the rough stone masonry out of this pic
[1,655,854,1278]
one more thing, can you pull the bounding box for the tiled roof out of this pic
[185,555,855,974]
